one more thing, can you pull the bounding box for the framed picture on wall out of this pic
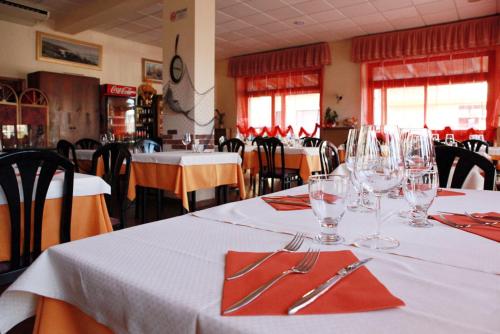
[142,58,163,83]
[36,31,102,70]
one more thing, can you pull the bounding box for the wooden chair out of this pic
[462,139,489,154]
[302,137,322,147]
[0,150,74,285]
[319,140,340,174]
[75,138,102,150]
[255,137,301,195]
[135,139,162,153]
[217,138,245,203]
[91,143,131,229]
[435,145,495,191]
[57,139,80,172]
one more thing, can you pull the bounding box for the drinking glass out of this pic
[100,134,108,145]
[403,128,434,174]
[182,133,192,150]
[345,128,373,212]
[353,125,404,250]
[431,133,440,142]
[402,169,438,228]
[477,134,485,141]
[445,134,455,146]
[309,174,348,245]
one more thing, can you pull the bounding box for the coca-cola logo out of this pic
[109,85,136,96]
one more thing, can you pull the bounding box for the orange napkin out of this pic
[430,212,500,242]
[262,194,311,211]
[437,189,466,197]
[222,250,404,316]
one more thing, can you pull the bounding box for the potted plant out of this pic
[324,107,338,127]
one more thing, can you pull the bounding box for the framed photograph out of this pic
[36,31,102,70]
[142,58,163,83]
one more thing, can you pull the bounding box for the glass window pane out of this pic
[373,88,382,126]
[248,96,272,129]
[426,82,487,130]
[386,86,425,128]
[285,93,320,134]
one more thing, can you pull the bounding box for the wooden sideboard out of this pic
[320,126,353,146]
[28,71,100,144]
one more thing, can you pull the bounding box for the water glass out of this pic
[445,134,455,146]
[182,133,192,150]
[309,174,348,245]
[402,170,438,228]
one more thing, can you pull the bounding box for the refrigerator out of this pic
[100,84,137,141]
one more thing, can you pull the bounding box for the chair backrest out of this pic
[91,143,131,222]
[57,139,79,172]
[462,139,489,153]
[0,150,74,284]
[75,138,102,150]
[302,137,322,147]
[218,138,245,165]
[435,145,495,190]
[255,137,285,177]
[319,141,340,174]
[135,139,161,153]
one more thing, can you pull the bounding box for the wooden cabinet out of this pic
[320,127,353,147]
[27,71,100,144]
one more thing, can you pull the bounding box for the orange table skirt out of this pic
[0,195,112,262]
[34,297,112,334]
[128,163,247,211]
[243,151,321,182]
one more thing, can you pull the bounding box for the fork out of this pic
[223,248,320,314]
[464,211,500,226]
[438,211,500,221]
[226,233,305,280]
[437,214,498,229]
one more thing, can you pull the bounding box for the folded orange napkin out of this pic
[222,250,404,316]
[437,189,466,197]
[430,212,500,242]
[262,194,310,211]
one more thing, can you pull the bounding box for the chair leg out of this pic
[141,187,146,224]
[271,177,275,193]
[156,189,162,220]
[190,191,197,211]
[223,185,228,203]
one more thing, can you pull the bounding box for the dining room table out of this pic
[76,149,246,211]
[0,183,498,334]
[0,172,112,262]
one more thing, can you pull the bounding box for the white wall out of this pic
[0,20,163,92]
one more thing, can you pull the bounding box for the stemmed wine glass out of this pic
[182,133,192,151]
[353,125,404,250]
[445,134,455,146]
[345,128,372,212]
[403,169,438,228]
[309,174,348,245]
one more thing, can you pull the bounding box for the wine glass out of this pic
[403,128,435,174]
[182,133,192,151]
[309,174,348,245]
[353,125,404,250]
[445,134,455,146]
[100,134,108,145]
[431,133,440,142]
[345,129,373,212]
[402,169,438,228]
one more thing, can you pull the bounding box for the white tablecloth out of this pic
[244,145,319,156]
[0,187,499,333]
[0,173,110,205]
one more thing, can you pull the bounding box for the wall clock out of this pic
[169,34,184,84]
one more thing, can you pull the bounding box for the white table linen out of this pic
[244,145,319,156]
[0,173,110,205]
[0,184,499,333]
[131,151,242,166]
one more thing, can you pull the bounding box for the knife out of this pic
[288,258,373,315]
[264,199,311,207]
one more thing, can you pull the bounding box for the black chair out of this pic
[217,138,245,204]
[0,150,74,285]
[75,138,102,150]
[135,139,162,153]
[255,137,301,195]
[435,145,495,191]
[91,143,131,229]
[302,137,322,147]
[319,141,340,174]
[462,139,489,153]
[57,139,80,172]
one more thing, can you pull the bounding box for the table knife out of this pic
[288,258,373,315]
[264,199,311,207]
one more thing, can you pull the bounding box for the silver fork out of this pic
[437,214,498,229]
[226,233,305,280]
[223,248,320,315]
[464,212,500,227]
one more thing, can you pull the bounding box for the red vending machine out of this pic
[100,84,137,141]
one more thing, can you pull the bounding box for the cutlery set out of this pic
[224,233,372,315]
[433,211,500,229]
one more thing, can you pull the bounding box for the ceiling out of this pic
[30,0,500,59]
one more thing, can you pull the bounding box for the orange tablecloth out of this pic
[128,162,247,211]
[0,194,112,262]
[243,151,321,182]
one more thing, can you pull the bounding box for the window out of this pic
[369,53,491,131]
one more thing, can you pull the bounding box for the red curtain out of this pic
[351,16,499,63]
[228,43,331,78]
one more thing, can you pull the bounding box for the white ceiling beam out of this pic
[53,0,160,34]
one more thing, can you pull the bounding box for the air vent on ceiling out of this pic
[0,0,50,26]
